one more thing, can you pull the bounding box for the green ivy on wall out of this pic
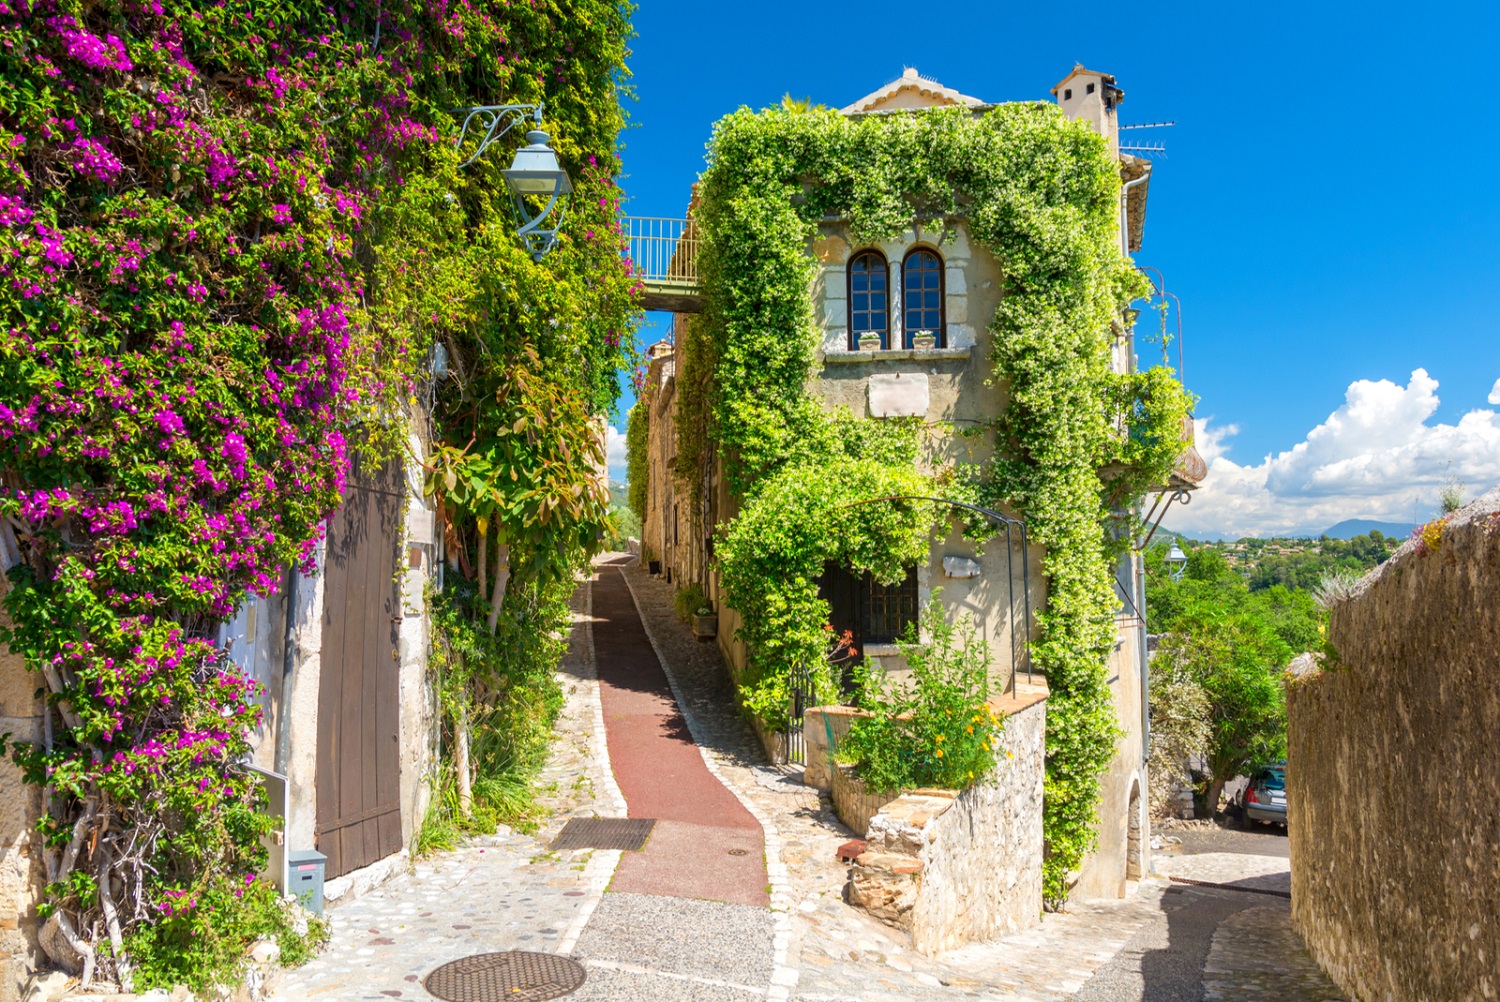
[680,101,1194,905]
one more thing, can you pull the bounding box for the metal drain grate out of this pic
[424,951,586,1001]
[549,817,655,851]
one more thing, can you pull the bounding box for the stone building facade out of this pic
[637,65,1191,902]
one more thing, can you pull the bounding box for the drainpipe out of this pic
[1136,550,1150,763]
[273,563,299,776]
[1120,172,1150,256]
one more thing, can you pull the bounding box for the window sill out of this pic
[862,644,904,657]
[823,346,971,364]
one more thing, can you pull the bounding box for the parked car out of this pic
[1238,762,1287,827]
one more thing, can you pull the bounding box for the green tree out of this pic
[1153,619,1288,814]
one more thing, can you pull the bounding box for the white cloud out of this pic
[1489,377,1500,406]
[605,424,628,483]
[1167,369,1500,539]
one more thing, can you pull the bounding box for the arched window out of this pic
[902,249,944,348]
[848,250,889,349]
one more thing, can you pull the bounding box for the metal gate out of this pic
[785,662,812,766]
[315,457,404,878]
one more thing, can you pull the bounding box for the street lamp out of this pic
[453,103,573,261]
[1165,538,1188,581]
[502,129,572,261]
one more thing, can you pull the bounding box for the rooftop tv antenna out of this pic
[1119,120,1174,159]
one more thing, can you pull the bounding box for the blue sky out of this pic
[604,2,1500,537]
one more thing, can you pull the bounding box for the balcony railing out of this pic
[624,216,701,312]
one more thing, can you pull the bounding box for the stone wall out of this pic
[1287,487,1500,1002]
[846,691,1046,954]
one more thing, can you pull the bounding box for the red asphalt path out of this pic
[591,562,769,907]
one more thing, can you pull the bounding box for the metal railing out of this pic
[623,216,699,287]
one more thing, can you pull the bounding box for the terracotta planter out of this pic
[858,334,882,352]
[692,613,717,640]
[911,332,937,350]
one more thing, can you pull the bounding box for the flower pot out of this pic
[647,560,661,576]
[911,332,937,350]
[857,333,883,352]
[692,613,717,640]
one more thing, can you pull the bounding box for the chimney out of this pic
[1051,65,1124,155]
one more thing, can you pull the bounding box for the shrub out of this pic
[674,583,708,623]
[838,600,1003,794]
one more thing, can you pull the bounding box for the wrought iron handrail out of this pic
[623,216,698,287]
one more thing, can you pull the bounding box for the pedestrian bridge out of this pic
[624,216,701,313]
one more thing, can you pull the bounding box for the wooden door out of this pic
[315,459,404,878]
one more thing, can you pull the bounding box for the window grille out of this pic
[848,251,890,349]
[819,562,920,648]
[902,249,944,347]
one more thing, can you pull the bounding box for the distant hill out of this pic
[609,481,627,508]
[1318,519,1415,541]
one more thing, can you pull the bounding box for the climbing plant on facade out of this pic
[0,0,637,988]
[680,102,1193,905]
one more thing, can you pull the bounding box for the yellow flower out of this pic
[964,726,974,734]
[935,734,945,742]
[934,748,944,758]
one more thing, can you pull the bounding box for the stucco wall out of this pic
[1287,487,1500,1002]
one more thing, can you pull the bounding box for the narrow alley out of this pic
[275,555,1344,1002]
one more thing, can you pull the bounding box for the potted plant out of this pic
[692,605,717,640]
[911,331,937,350]
[857,331,883,352]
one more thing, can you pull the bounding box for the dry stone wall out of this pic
[1287,486,1500,1002]
[846,693,1045,954]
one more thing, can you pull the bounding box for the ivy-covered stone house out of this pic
[633,65,1202,906]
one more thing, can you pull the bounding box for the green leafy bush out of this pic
[838,600,1003,793]
[674,583,709,623]
[124,877,326,993]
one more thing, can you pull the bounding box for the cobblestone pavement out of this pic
[276,559,1344,1001]
[272,575,620,1001]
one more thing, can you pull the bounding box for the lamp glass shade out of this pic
[503,130,572,196]
[1166,543,1187,567]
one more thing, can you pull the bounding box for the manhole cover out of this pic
[549,817,655,851]
[727,848,748,856]
[424,951,586,1001]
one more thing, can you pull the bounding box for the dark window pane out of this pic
[925,290,939,309]
[871,291,886,310]
[870,272,886,290]
[852,293,868,312]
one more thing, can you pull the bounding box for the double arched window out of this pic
[847,247,946,350]
[848,250,889,349]
[902,249,944,348]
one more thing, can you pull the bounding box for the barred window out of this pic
[819,562,919,647]
[902,249,944,347]
[848,250,890,349]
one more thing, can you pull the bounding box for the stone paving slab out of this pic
[1204,905,1346,1001]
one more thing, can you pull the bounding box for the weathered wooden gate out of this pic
[315,458,404,878]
